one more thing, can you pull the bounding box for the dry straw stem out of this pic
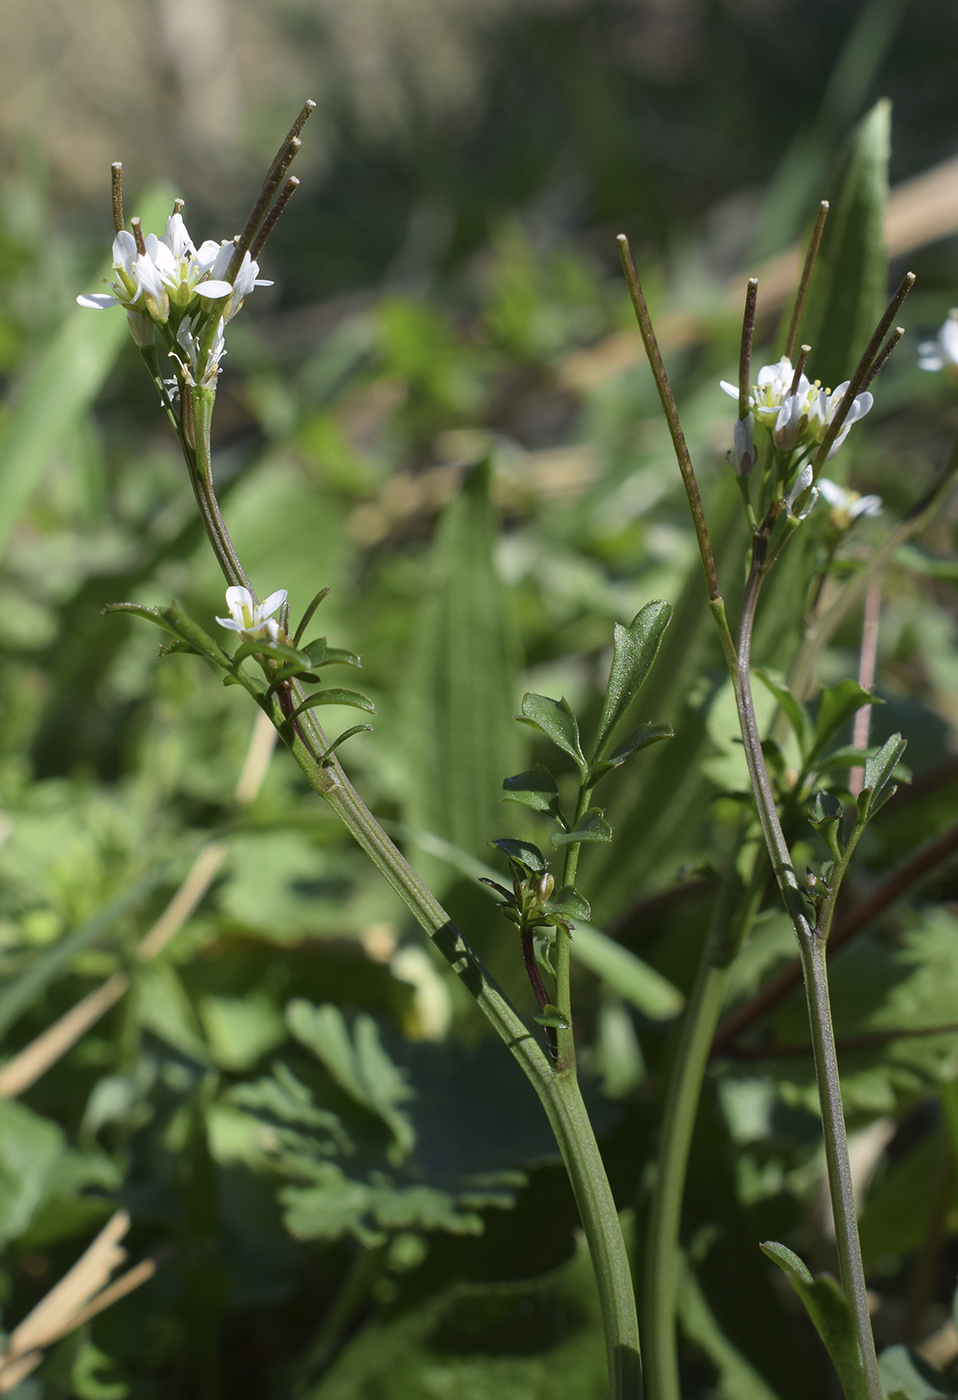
[0,1211,156,1392]
[0,711,277,1100]
[560,150,958,391]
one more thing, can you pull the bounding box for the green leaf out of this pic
[489,838,547,876]
[760,1241,868,1400]
[404,461,521,879]
[517,694,588,778]
[810,679,880,763]
[878,1345,956,1399]
[593,600,672,760]
[318,724,375,760]
[857,731,908,823]
[308,1230,607,1398]
[0,867,170,1040]
[501,766,563,820]
[0,1100,65,1246]
[302,637,362,669]
[290,688,376,720]
[589,722,673,783]
[286,1001,415,1160]
[232,638,315,668]
[754,669,813,760]
[0,184,176,562]
[533,1003,571,1030]
[800,98,890,391]
[545,886,591,921]
[550,808,612,847]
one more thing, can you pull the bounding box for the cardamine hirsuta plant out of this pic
[64,102,958,1400]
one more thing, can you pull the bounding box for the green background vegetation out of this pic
[1,1,958,1396]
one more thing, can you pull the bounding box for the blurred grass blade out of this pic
[571,923,683,1021]
[404,460,520,878]
[0,184,175,560]
[753,0,903,260]
[0,868,171,1041]
[800,99,890,391]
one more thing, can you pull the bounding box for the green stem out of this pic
[181,410,641,1400]
[187,388,252,592]
[641,838,764,1400]
[618,243,881,1397]
[554,783,593,1072]
[729,560,881,1400]
[550,1069,642,1398]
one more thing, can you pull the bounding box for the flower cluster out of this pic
[918,311,958,384]
[720,356,873,466]
[77,210,271,391]
[216,587,288,644]
[817,478,882,531]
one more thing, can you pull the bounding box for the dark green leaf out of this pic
[550,808,612,847]
[593,600,672,760]
[545,886,591,921]
[754,669,813,760]
[489,838,546,876]
[501,766,563,820]
[811,679,880,762]
[290,688,376,720]
[800,98,890,391]
[517,694,588,778]
[232,639,315,668]
[286,1001,414,1160]
[589,723,673,783]
[761,1241,868,1400]
[302,636,362,669]
[858,732,908,824]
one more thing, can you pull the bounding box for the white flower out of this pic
[174,314,227,390]
[785,463,818,520]
[721,355,873,461]
[806,382,873,459]
[77,208,273,332]
[918,310,958,381]
[215,586,288,643]
[817,478,882,529]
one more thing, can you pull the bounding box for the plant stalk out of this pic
[182,410,642,1400]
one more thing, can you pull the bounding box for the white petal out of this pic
[719,380,740,399]
[817,478,845,506]
[260,589,288,617]
[77,293,119,309]
[163,212,195,259]
[941,315,958,364]
[215,615,246,632]
[195,280,233,299]
[224,586,254,612]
